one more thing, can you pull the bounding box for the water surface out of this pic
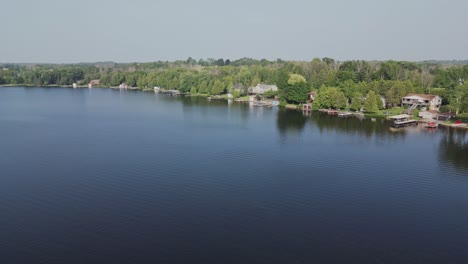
[0,87,467,264]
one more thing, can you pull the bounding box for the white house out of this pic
[401,93,442,111]
[418,110,439,119]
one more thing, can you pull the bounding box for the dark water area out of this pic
[0,87,467,264]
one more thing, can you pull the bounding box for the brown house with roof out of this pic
[88,79,100,88]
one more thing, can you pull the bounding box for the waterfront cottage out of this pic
[88,79,100,88]
[249,84,278,95]
[89,79,100,85]
[437,112,456,121]
[401,94,442,111]
[418,110,439,119]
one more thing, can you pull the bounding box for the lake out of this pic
[0,87,467,264]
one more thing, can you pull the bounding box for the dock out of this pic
[319,109,339,115]
[338,112,353,117]
[388,114,417,127]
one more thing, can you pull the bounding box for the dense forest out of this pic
[1,58,467,114]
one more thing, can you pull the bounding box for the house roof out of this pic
[404,93,439,100]
[250,84,278,94]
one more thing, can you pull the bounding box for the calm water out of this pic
[1,87,467,264]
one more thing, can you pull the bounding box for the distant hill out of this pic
[419,60,468,65]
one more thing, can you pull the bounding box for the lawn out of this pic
[363,107,403,118]
[454,113,468,123]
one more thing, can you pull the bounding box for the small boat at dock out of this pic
[425,122,438,128]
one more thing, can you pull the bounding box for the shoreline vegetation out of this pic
[1,57,467,127]
[2,84,467,129]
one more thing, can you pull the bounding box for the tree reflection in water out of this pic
[276,109,308,141]
[439,128,468,171]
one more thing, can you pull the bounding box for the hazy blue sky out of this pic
[2,0,467,63]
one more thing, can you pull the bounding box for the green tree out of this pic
[210,80,225,95]
[232,90,241,99]
[281,74,309,104]
[349,91,363,111]
[448,83,468,115]
[364,90,379,112]
[263,90,278,99]
[312,86,345,109]
[287,73,307,85]
[179,72,195,92]
[329,88,347,109]
[198,81,208,94]
[239,67,252,86]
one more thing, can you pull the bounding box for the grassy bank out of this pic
[363,108,403,118]
[285,104,299,109]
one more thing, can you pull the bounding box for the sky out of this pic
[1,0,467,63]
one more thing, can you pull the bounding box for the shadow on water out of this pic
[276,109,308,139]
[308,112,407,140]
[179,96,250,119]
[439,128,468,171]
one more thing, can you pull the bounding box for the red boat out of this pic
[425,122,438,128]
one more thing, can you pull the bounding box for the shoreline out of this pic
[2,85,467,130]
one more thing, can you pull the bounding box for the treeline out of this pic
[1,58,467,113]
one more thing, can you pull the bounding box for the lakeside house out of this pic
[418,110,456,121]
[401,94,442,111]
[418,110,439,119]
[119,83,129,89]
[88,79,100,88]
[436,112,456,121]
[249,84,278,95]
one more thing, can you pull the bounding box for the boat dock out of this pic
[338,112,353,117]
[319,109,339,115]
[388,114,417,127]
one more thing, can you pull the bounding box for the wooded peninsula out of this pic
[1,58,467,115]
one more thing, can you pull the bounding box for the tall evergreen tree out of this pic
[364,90,379,112]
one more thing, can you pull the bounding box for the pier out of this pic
[388,114,417,127]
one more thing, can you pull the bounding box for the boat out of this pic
[425,122,438,128]
[388,114,417,128]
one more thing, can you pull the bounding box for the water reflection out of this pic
[308,112,408,140]
[276,109,308,140]
[439,128,468,171]
[163,95,467,173]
